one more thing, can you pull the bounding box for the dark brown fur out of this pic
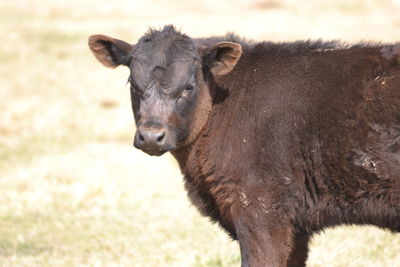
[89,26,400,267]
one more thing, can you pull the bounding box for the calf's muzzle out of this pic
[134,121,174,156]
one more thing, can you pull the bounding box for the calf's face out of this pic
[88,27,241,156]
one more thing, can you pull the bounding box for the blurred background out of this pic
[1,0,400,266]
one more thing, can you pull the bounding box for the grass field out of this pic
[1,0,400,266]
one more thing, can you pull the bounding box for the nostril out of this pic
[157,132,165,143]
[139,133,144,142]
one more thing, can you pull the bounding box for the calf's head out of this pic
[89,26,241,156]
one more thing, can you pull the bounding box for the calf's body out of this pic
[89,26,400,267]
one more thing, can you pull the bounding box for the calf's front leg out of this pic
[234,207,295,267]
[287,231,310,267]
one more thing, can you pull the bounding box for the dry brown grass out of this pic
[1,0,400,266]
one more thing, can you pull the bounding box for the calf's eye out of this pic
[185,84,194,91]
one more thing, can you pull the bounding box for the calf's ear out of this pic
[203,42,242,75]
[88,35,134,68]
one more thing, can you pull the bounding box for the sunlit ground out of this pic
[1,0,400,266]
